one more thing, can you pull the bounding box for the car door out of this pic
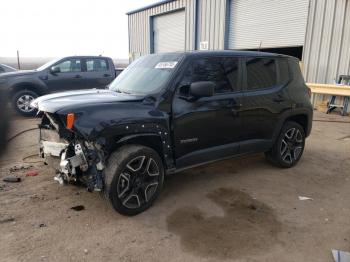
[239,57,292,153]
[46,58,86,92]
[83,58,114,89]
[172,56,244,168]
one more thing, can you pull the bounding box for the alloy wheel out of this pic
[280,127,304,164]
[117,156,160,209]
[17,95,35,113]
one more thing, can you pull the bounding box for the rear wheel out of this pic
[12,90,38,116]
[265,121,305,168]
[104,145,164,216]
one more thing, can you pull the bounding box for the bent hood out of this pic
[32,89,145,113]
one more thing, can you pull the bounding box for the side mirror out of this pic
[190,81,215,98]
[50,66,60,74]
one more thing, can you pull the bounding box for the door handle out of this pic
[103,74,111,77]
[273,97,285,103]
[74,74,82,79]
[231,103,242,110]
[230,103,242,116]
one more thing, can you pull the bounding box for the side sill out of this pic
[166,139,273,175]
[166,151,252,175]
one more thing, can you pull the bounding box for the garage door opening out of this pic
[227,0,309,53]
[152,10,186,53]
[242,46,304,60]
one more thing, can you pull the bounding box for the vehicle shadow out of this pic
[158,154,284,260]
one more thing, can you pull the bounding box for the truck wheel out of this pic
[265,121,305,168]
[104,145,165,216]
[12,90,38,116]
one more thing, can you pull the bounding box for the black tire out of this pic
[265,121,305,168]
[12,90,38,117]
[104,145,165,216]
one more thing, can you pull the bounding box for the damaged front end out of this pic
[39,113,105,192]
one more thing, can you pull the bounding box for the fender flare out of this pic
[9,80,47,97]
[115,132,175,170]
[272,109,312,142]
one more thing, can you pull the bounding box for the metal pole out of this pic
[17,50,21,70]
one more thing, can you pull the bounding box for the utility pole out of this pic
[17,50,21,70]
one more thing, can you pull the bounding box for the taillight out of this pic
[66,113,75,129]
[307,87,312,99]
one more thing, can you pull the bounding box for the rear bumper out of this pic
[306,109,313,137]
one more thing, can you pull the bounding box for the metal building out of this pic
[127,0,350,84]
[304,0,350,84]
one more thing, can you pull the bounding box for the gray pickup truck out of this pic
[0,56,119,116]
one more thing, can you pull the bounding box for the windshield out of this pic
[36,58,61,71]
[1,64,16,71]
[109,53,183,95]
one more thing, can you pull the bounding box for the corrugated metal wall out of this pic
[128,0,227,59]
[128,0,196,60]
[196,0,227,50]
[129,0,350,88]
[303,0,350,84]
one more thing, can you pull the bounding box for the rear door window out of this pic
[86,58,109,72]
[245,58,277,90]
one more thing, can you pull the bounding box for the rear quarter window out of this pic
[277,58,290,86]
[288,58,306,86]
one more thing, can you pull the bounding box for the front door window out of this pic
[55,59,82,73]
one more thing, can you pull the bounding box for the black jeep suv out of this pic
[34,51,313,216]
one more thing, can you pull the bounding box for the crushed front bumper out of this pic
[39,127,69,168]
[39,125,88,182]
[39,118,104,191]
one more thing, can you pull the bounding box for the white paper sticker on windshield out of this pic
[155,61,178,69]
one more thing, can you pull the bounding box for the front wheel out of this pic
[265,121,305,168]
[12,90,38,116]
[104,145,165,216]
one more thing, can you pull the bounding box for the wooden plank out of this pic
[307,83,350,96]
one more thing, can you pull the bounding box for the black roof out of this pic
[127,0,174,15]
[152,50,293,59]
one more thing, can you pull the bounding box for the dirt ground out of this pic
[0,111,349,262]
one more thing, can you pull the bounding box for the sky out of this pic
[0,0,159,59]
